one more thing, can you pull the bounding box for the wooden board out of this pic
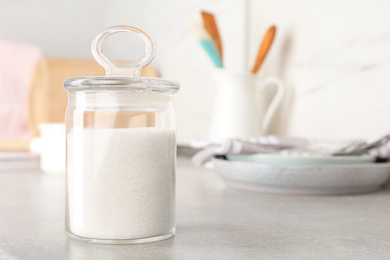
[0,141,30,152]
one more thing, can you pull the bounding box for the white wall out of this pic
[105,0,390,143]
[105,0,249,144]
[2,0,390,144]
[247,0,390,140]
[0,0,107,58]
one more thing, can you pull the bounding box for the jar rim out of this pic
[63,76,180,94]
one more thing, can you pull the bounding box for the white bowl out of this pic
[213,158,390,195]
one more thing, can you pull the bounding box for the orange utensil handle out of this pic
[201,11,223,63]
[251,25,276,74]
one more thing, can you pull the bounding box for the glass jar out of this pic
[63,26,180,244]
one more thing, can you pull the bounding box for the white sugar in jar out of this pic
[63,26,180,244]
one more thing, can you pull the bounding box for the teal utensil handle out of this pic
[200,40,223,68]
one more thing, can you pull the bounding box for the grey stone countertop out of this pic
[1,156,390,260]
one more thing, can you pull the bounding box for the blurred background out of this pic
[1,0,390,149]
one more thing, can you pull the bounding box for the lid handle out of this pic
[91,25,156,76]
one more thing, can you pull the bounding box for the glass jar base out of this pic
[66,229,175,245]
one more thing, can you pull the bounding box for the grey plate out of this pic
[213,158,390,195]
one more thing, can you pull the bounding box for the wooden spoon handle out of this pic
[251,25,276,74]
[201,11,223,62]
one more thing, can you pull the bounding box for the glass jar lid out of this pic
[64,25,179,94]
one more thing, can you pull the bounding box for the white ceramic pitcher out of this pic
[210,69,285,139]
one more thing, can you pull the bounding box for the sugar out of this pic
[67,127,175,240]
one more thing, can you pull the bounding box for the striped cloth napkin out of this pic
[191,135,390,166]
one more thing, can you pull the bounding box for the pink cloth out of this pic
[0,39,42,140]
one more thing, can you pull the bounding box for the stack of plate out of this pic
[213,154,390,195]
